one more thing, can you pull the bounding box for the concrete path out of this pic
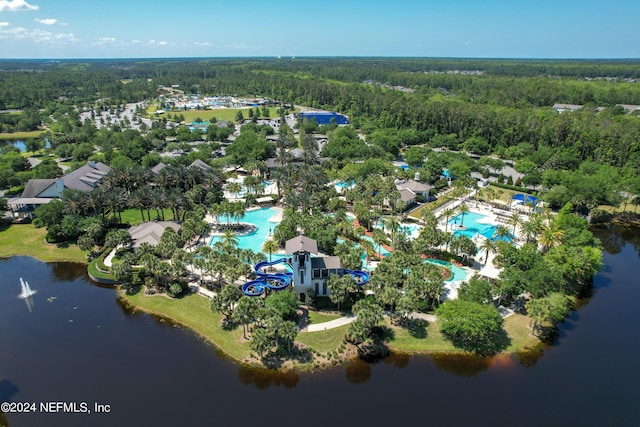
[306,314,356,332]
[302,305,514,333]
[189,283,215,299]
[103,247,117,267]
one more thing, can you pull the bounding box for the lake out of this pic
[1,224,639,426]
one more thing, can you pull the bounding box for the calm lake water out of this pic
[1,224,639,427]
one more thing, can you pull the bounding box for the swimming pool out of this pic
[375,221,422,239]
[334,180,355,192]
[360,235,392,256]
[209,207,281,254]
[449,212,504,241]
[426,258,469,282]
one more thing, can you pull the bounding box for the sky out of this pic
[0,0,638,59]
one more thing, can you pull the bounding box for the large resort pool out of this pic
[449,211,506,241]
[209,207,281,253]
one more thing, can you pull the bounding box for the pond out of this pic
[1,223,639,426]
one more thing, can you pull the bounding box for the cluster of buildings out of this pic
[553,103,640,114]
[158,89,271,111]
[7,161,111,219]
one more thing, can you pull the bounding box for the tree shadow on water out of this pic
[237,364,299,389]
[430,353,494,377]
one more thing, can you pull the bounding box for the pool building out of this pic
[283,235,368,299]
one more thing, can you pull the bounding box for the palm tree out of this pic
[506,212,522,236]
[539,224,564,253]
[371,228,388,258]
[393,229,412,252]
[442,208,455,232]
[519,219,539,243]
[384,215,400,237]
[457,203,470,227]
[228,181,242,199]
[421,209,438,229]
[221,229,239,251]
[262,239,279,263]
[493,224,512,242]
[479,238,497,266]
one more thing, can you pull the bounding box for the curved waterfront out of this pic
[1,224,639,426]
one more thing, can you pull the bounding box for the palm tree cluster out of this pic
[63,163,223,223]
[209,200,246,230]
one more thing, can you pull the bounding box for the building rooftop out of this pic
[21,179,58,198]
[311,256,342,270]
[63,161,111,192]
[285,235,318,255]
[397,179,432,193]
[128,221,181,249]
[189,159,212,171]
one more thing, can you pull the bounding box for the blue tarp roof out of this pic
[298,112,349,125]
[511,193,538,204]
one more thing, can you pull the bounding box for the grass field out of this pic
[307,310,343,324]
[147,106,280,123]
[0,130,45,141]
[0,223,87,263]
[387,314,536,353]
[296,324,348,353]
[118,208,175,225]
[597,203,640,214]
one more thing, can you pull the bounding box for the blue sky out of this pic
[0,0,638,59]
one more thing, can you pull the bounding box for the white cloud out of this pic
[0,24,77,45]
[35,18,56,25]
[223,44,263,50]
[147,39,168,47]
[98,37,116,43]
[0,21,10,27]
[0,0,39,12]
[194,41,213,47]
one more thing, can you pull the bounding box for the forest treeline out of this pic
[1,58,639,174]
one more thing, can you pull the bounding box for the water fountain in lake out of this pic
[19,277,36,311]
[19,277,36,298]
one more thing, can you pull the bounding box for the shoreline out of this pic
[118,288,345,372]
[120,287,540,373]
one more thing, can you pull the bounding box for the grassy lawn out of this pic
[87,255,116,281]
[0,223,87,263]
[387,319,454,352]
[597,203,639,214]
[307,310,343,324]
[124,288,253,361]
[297,324,348,353]
[147,106,280,123]
[0,130,45,141]
[502,314,537,351]
[387,314,537,353]
[118,208,175,225]
[477,185,523,203]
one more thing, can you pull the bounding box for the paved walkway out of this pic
[306,314,356,332]
[103,247,117,267]
[302,305,514,332]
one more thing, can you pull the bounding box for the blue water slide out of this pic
[343,269,370,286]
[242,280,266,297]
[242,258,293,296]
